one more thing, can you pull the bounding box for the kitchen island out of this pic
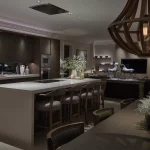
[0,78,100,149]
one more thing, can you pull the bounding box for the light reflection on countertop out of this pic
[0,78,100,94]
[0,74,40,80]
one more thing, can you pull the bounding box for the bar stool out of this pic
[62,84,83,123]
[93,108,114,126]
[93,80,107,108]
[36,88,65,130]
[80,82,96,124]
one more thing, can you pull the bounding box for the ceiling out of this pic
[0,0,127,42]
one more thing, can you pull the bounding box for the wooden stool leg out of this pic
[49,109,52,130]
[97,95,100,109]
[101,94,104,108]
[84,98,88,125]
[70,104,72,123]
[60,106,62,126]
[78,102,80,121]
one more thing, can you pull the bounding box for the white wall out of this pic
[93,43,150,78]
[116,46,150,78]
[60,40,94,70]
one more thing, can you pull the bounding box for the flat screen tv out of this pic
[121,59,147,74]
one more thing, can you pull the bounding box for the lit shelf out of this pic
[100,62,113,65]
[94,55,111,59]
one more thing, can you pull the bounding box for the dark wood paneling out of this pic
[40,38,51,55]
[0,77,39,84]
[50,39,60,78]
[0,32,35,63]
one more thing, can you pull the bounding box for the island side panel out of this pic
[0,87,34,149]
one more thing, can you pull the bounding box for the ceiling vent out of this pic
[30,3,68,15]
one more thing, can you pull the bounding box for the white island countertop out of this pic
[0,78,100,94]
[0,74,39,80]
[0,78,100,149]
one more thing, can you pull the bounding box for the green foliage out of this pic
[136,94,150,115]
[64,55,86,72]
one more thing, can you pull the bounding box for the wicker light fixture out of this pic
[108,0,150,56]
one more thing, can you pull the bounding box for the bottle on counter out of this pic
[20,65,25,75]
[25,66,29,75]
[16,65,19,74]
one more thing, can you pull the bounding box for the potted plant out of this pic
[65,55,86,78]
[136,96,150,130]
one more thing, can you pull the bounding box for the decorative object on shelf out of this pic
[20,65,25,75]
[119,64,136,79]
[108,0,150,56]
[25,66,29,75]
[76,49,87,69]
[65,55,86,78]
[135,95,150,130]
[107,61,118,78]
[94,55,111,59]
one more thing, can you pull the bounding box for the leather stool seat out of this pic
[93,90,104,95]
[81,92,93,99]
[63,96,79,104]
[36,100,61,111]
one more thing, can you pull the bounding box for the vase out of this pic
[20,65,25,75]
[16,65,19,74]
[145,115,150,130]
[71,70,77,79]
[25,66,29,75]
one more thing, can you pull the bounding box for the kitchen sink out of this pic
[34,79,65,83]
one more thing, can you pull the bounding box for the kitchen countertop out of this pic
[0,74,40,80]
[0,142,22,150]
[0,78,100,149]
[0,78,100,93]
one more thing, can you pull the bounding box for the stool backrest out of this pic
[47,122,84,150]
[44,88,66,105]
[83,82,97,93]
[66,84,83,102]
[93,108,114,126]
[96,80,107,91]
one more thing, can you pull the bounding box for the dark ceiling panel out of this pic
[30,3,69,15]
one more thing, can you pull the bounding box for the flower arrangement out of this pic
[64,55,86,72]
[136,95,150,115]
[60,59,67,73]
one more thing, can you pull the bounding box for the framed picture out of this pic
[76,49,87,69]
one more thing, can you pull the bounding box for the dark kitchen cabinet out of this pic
[0,32,35,63]
[40,38,51,55]
[50,39,60,78]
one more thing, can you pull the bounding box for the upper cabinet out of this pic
[40,38,51,55]
[0,32,35,63]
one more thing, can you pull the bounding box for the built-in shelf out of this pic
[100,62,113,65]
[94,55,111,59]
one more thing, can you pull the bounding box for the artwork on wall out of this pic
[76,49,87,69]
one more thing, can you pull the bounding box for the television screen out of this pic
[121,59,147,74]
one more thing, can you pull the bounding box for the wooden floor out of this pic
[32,99,121,150]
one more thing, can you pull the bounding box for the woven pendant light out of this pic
[108,0,150,56]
